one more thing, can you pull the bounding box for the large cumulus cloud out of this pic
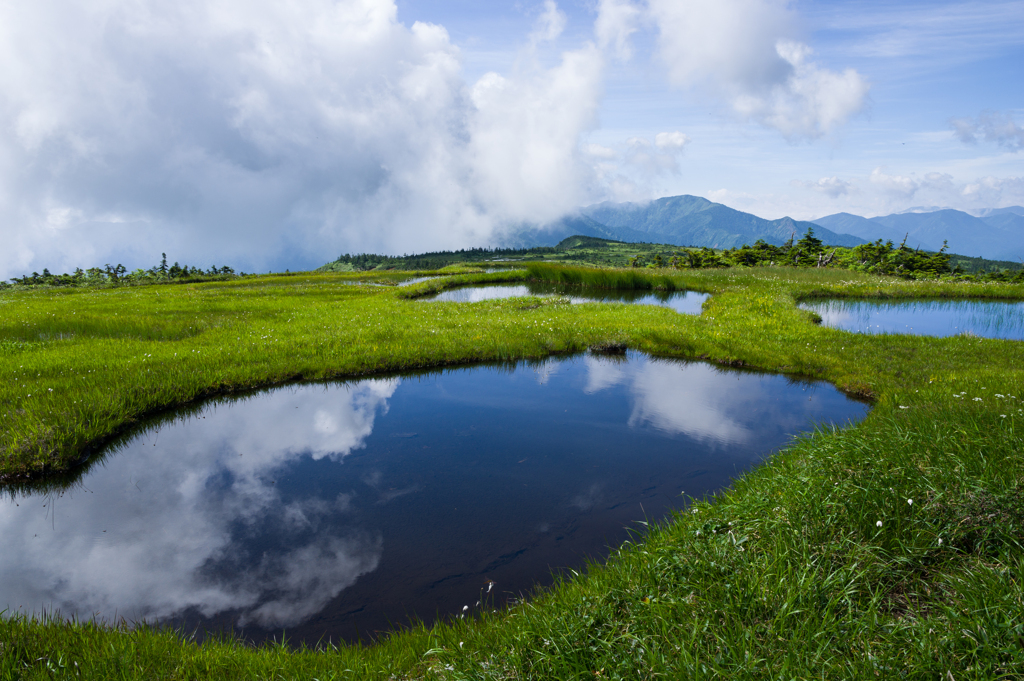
[0,0,872,280]
[645,0,869,140]
[0,0,605,279]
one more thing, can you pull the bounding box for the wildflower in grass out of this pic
[938,538,943,546]
[973,397,982,401]
[907,499,913,505]
[876,520,883,527]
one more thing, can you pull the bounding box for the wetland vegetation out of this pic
[2,258,1024,678]
[318,232,1024,282]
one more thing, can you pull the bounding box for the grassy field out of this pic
[2,264,1024,679]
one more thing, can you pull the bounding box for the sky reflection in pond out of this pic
[0,352,867,644]
[800,299,1024,340]
[426,282,709,315]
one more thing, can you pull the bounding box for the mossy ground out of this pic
[2,265,1023,679]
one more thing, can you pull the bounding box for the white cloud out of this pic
[622,136,681,176]
[595,0,642,61]
[655,131,691,151]
[529,0,568,45]
[584,143,618,159]
[792,176,854,198]
[869,167,921,198]
[603,133,691,180]
[0,0,608,280]
[647,0,868,139]
[470,42,605,232]
[951,111,1024,152]
[753,169,1024,220]
[960,176,1024,205]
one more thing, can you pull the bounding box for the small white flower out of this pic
[899,405,908,409]
[462,605,469,612]
[907,499,913,505]
[876,520,883,527]
[973,397,983,402]
[937,538,943,546]
[1001,414,1007,418]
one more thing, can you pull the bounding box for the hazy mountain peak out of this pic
[508,194,865,250]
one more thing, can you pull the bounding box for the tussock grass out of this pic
[526,262,685,292]
[2,264,1024,678]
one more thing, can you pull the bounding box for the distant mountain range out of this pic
[812,207,1024,261]
[502,195,1024,262]
[503,195,866,250]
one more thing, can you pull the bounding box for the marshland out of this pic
[2,259,1023,679]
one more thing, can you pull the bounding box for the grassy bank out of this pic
[2,265,1024,678]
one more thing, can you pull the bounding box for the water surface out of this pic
[427,283,709,315]
[1,353,867,644]
[800,298,1024,339]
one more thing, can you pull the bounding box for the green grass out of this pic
[2,264,1024,679]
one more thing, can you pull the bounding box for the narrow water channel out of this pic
[0,352,868,645]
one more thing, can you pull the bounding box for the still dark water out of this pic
[427,283,710,315]
[800,298,1024,340]
[1,352,867,644]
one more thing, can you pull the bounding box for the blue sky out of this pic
[0,0,1021,276]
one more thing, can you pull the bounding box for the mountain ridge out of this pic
[500,194,1023,260]
[505,194,865,251]
[813,208,1024,260]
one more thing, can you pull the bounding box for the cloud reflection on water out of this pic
[0,379,397,627]
[0,354,866,641]
[583,355,830,447]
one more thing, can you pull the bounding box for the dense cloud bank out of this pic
[0,0,872,279]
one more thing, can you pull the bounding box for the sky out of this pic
[1,0,1022,278]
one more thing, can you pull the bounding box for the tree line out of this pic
[326,246,556,272]
[3,254,242,289]
[626,229,1023,281]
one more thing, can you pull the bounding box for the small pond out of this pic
[800,298,1024,340]
[426,283,710,315]
[0,352,868,645]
